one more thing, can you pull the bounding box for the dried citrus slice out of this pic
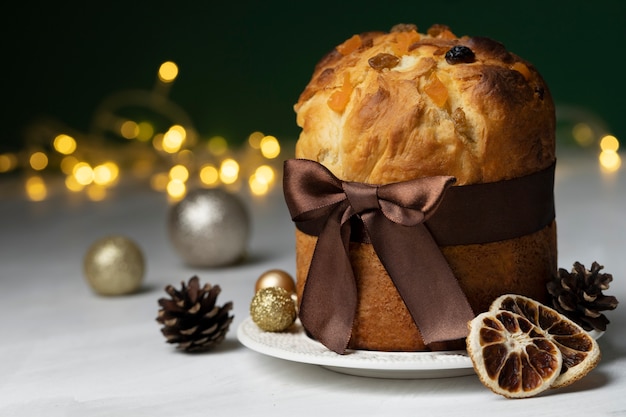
[467,310,563,398]
[490,294,601,388]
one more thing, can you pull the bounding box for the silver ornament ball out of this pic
[83,235,145,296]
[168,188,250,267]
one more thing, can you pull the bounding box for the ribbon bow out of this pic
[283,159,475,354]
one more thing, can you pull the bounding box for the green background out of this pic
[3,0,625,151]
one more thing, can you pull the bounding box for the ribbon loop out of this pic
[342,182,379,215]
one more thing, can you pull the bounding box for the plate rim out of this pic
[236,316,474,372]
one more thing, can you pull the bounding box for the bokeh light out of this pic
[598,134,621,173]
[208,136,228,156]
[572,123,595,147]
[29,152,48,171]
[25,176,47,201]
[0,153,17,173]
[87,184,107,201]
[199,164,219,186]
[93,162,119,186]
[248,131,264,149]
[599,150,621,173]
[120,121,139,139]
[255,165,275,185]
[169,164,189,182]
[248,165,276,196]
[249,174,269,196]
[53,134,77,155]
[260,135,280,159]
[60,156,79,175]
[73,162,95,185]
[162,125,186,154]
[152,133,164,151]
[166,179,186,199]
[136,122,155,142]
[600,135,619,152]
[158,61,179,83]
[65,175,84,192]
[220,158,239,184]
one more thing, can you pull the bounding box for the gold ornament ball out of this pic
[250,287,297,332]
[83,236,145,296]
[255,269,296,294]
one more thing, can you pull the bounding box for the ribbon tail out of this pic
[363,212,475,345]
[298,204,357,354]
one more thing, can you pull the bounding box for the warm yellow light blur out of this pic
[93,162,119,186]
[0,153,17,172]
[599,150,622,173]
[260,135,280,159]
[169,164,189,182]
[254,165,275,185]
[65,175,84,192]
[87,184,107,201]
[166,179,186,199]
[169,124,187,139]
[152,133,164,151]
[29,152,48,171]
[158,61,179,83]
[249,174,270,196]
[120,121,139,139]
[150,172,169,191]
[199,164,219,186]
[600,135,619,152]
[248,131,265,149]
[136,122,154,142]
[220,158,240,184]
[73,162,94,185]
[572,123,594,147]
[104,162,120,182]
[162,127,186,154]
[53,134,77,155]
[25,176,47,201]
[60,155,79,175]
[208,136,228,156]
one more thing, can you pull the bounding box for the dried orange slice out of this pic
[467,310,563,398]
[490,294,601,388]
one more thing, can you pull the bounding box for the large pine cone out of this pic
[547,262,618,332]
[157,276,234,352]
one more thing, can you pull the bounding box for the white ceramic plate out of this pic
[237,317,475,379]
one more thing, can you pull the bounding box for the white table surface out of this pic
[1,150,624,416]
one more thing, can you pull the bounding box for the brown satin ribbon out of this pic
[283,158,556,355]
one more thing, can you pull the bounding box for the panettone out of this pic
[290,23,557,352]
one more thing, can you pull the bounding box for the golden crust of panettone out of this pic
[294,25,555,185]
[293,24,557,351]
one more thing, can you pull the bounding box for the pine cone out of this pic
[547,261,619,332]
[156,276,234,352]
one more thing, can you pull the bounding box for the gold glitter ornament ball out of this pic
[250,287,297,332]
[255,269,296,294]
[168,188,250,267]
[83,236,145,296]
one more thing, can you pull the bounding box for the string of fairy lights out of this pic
[0,61,290,202]
[0,60,622,203]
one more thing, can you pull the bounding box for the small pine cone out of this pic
[156,276,234,352]
[547,261,619,332]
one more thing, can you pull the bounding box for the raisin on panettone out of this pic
[547,262,619,332]
[157,276,234,352]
